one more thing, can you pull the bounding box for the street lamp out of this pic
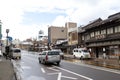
[6,29,9,46]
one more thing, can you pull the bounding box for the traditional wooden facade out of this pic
[80,12,120,58]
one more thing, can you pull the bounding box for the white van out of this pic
[73,48,91,59]
[11,48,21,59]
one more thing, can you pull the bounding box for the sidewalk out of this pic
[0,57,16,80]
[64,54,120,70]
[91,58,120,70]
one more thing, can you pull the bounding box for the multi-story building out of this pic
[80,12,120,58]
[48,26,67,46]
[65,22,78,54]
[66,22,78,46]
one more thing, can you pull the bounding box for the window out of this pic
[95,31,100,36]
[13,49,21,53]
[90,32,94,37]
[86,34,90,40]
[82,35,84,40]
[115,26,120,33]
[42,52,46,55]
[107,27,113,34]
[101,29,106,34]
[48,51,59,55]
[72,32,77,41]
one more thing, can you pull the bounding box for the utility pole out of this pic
[6,29,10,59]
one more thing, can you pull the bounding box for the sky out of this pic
[0,0,120,41]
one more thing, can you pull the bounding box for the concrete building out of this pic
[66,22,78,46]
[65,22,78,54]
[48,26,67,45]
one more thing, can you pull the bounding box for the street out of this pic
[13,50,120,80]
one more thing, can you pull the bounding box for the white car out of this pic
[38,50,61,65]
[73,48,91,59]
[10,48,21,59]
[0,50,3,57]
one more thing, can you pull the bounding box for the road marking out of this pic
[62,75,77,80]
[47,67,60,72]
[47,72,59,75]
[57,72,62,80]
[64,60,120,74]
[54,66,93,80]
[44,67,78,80]
[41,68,45,73]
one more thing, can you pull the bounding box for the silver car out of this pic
[38,50,61,65]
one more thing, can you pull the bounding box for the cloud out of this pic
[0,0,120,40]
[52,15,66,26]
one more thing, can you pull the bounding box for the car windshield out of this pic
[48,51,60,55]
[13,49,21,53]
[82,50,89,53]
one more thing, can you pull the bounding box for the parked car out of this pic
[38,50,61,65]
[73,48,91,59]
[0,50,3,57]
[10,48,21,59]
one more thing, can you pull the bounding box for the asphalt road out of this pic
[13,51,120,80]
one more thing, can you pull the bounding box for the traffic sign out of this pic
[7,36,13,41]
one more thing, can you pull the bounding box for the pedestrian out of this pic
[118,55,120,65]
[103,53,106,59]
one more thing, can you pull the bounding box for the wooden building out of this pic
[79,12,120,58]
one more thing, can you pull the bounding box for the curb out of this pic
[63,55,120,70]
[11,60,21,80]
[10,59,17,80]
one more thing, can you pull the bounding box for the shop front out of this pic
[87,40,120,59]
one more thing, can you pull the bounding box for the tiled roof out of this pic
[83,12,120,30]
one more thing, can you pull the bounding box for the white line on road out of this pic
[65,60,120,74]
[62,75,77,80]
[54,66,93,80]
[47,67,60,72]
[47,72,59,75]
[41,68,45,73]
[57,72,62,80]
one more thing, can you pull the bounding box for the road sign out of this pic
[7,36,13,41]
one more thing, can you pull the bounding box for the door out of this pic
[95,47,99,58]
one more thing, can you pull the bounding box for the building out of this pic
[66,22,78,45]
[65,22,78,54]
[20,41,33,50]
[0,20,2,39]
[48,26,67,46]
[38,30,44,40]
[52,22,78,54]
[81,12,120,58]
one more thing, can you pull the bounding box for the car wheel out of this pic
[56,62,60,65]
[74,55,76,59]
[38,58,41,63]
[39,59,41,63]
[19,57,21,59]
[43,59,46,64]
[80,56,83,60]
